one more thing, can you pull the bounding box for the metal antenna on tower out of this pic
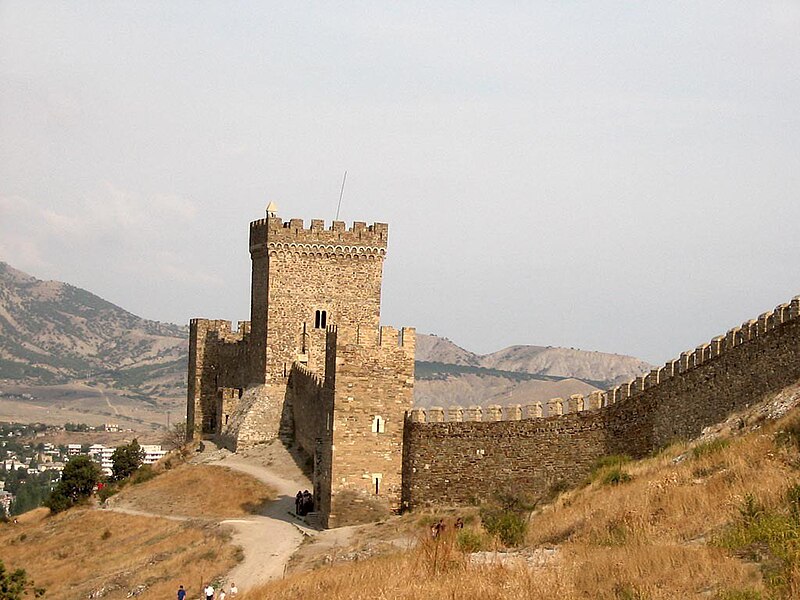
[335,170,347,220]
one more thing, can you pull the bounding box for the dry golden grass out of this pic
[244,408,800,600]
[111,463,276,518]
[0,507,238,600]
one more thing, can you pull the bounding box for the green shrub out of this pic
[601,467,632,486]
[787,484,800,520]
[715,590,763,600]
[456,528,486,553]
[589,455,632,485]
[131,465,156,485]
[692,438,730,459]
[0,560,45,599]
[98,484,118,503]
[111,440,144,481]
[45,455,101,514]
[613,584,648,600]
[592,454,630,472]
[715,489,800,595]
[480,506,528,547]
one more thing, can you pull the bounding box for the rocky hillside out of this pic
[0,262,186,400]
[0,262,653,416]
[416,333,652,387]
[414,333,653,408]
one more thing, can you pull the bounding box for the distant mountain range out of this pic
[0,262,186,403]
[413,334,652,408]
[0,261,652,417]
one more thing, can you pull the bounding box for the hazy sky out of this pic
[2,2,799,365]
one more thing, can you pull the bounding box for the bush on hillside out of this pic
[601,467,633,486]
[131,464,156,485]
[692,438,731,459]
[776,417,800,451]
[111,440,144,481]
[0,560,45,599]
[45,455,101,514]
[589,454,633,486]
[456,528,487,553]
[715,486,800,596]
[479,494,530,547]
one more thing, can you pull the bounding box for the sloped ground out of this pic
[241,381,800,600]
[0,457,278,599]
[109,463,276,519]
[0,507,238,599]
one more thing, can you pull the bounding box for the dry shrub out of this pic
[242,548,574,600]
[568,543,763,599]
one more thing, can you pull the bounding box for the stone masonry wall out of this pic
[403,296,800,507]
[327,325,415,527]
[186,319,250,438]
[287,363,332,459]
[246,217,388,443]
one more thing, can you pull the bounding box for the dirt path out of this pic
[210,451,313,588]
[105,441,359,593]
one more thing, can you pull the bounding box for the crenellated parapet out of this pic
[292,361,326,390]
[250,217,388,258]
[408,295,800,425]
[189,318,251,342]
[599,295,800,407]
[404,294,800,508]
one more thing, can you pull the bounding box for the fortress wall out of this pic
[325,325,416,527]
[402,411,609,507]
[403,297,800,507]
[287,363,332,459]
[186,319,250,438]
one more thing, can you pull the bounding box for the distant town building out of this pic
[0,491,13,515]
[66,444,82,456]
[141,445,167,465]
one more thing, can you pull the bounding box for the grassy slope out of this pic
[110,463,276,519]
[245,387,800,600]
[0,460,276,599]
[0,508,238,600]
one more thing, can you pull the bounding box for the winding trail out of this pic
[211,451,312,588]
[103,442,316,593]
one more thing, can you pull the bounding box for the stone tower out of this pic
[187,207,415,526]
[246,214,389,433]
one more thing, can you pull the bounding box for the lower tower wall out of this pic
[324,325,415,527]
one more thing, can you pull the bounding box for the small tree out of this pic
[111,440,144,481]
[44,455,101,514]
[0,560,45,599]
[162,421,189,451]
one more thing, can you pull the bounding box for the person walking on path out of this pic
[218,589,226,600]
[229,582,238,597]
[177,585,186,600]
[204,582,215,600]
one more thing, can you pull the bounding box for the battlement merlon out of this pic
[189,318,250,342]
[325,324,416,353]
[249,217,389,252]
